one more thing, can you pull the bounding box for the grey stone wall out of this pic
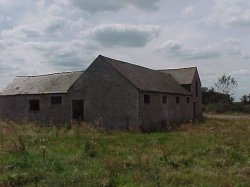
[68,59,139,130]
[138,92,193,131]
[190,70,202,117]
[0,94,70,123]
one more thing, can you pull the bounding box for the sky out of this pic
[0,0,249,100]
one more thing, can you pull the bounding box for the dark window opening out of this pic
[176,97,180,104]
[144,94,150,104]
[51,96,62,105]
[187,97,190,104]
[196,81,198,97]
[29,100,40,111]
[162,95,167,104]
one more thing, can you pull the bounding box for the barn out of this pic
[0,55,202,131]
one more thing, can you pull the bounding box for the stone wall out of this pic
[190,70,202,117]
[0,94,70,123]
[138,92,193,131]
[68,58,139,130]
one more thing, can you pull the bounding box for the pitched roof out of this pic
[158,67,196,85]
[99,55,190,95]
[0,71,83,96]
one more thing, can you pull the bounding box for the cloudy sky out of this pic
[0,0,249,99]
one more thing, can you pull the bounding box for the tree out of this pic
[240,94,250,104]
[215,74,238,96]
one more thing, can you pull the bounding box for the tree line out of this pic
[202,74,250,113]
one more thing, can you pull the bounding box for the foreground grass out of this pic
[0,119,249,187]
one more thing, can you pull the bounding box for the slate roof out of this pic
[158,67,196,85]
[99,55,191,95]
[1,55,194,96]
[0,71,83,96]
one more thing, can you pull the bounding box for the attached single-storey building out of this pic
[0,55,202,131]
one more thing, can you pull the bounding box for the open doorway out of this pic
[72,100,84,121]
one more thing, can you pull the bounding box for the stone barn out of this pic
[0,55,202,131]
[159,67,202,118]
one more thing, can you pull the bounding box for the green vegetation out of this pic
[0,119,249,186]
[204,102,250,114]
[202,86,250,114]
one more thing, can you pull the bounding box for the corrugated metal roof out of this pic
[99,55,190,95]
[158,67,196,85]
[0,71,83,96]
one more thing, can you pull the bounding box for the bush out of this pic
[204,103,217,113]
[216,101,231,113]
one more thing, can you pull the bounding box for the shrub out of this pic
[216,101,231,113]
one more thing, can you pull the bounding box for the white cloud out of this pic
[209,0,250,28]
[231,69,250,76]
[87,24,160,47]
[183,6,195,17]
[223,37,239,45]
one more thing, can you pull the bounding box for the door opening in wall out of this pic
[72,100,84,121]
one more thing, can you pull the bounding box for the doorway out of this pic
[72,100,84,121]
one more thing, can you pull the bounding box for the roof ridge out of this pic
[159,67,197,71]
[17,70,84,78]
[99,55,190,95]
[99,55,154,72]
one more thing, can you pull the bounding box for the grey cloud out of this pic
[50,52,85,68]
[127,0,160,11]
[159,40,221,60]
[1,17,67,40]
[227,16,250,27]
[22,29,41,38]
[88,24,160,47]
[71,0,160,13]
[0,62,19,75]
[44,17,66,34]
[27,41,95,69]
[1,25,41,39]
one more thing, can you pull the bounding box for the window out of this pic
[29,100,40,111]
[51,96,62,105]
[176,97,180,104]
[162,95,167,104]
[144,94,150,104]
[187,97,190,104]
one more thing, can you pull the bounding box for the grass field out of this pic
[0,118,249,187]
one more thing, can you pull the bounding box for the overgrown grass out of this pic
[0,118,249,186]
